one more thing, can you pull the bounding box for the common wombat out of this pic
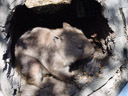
[15,23,94,86]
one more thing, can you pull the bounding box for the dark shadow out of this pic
[34,76,80,96]
[118,79,127,93]
[34,76,77,96]
[35,81,56,96]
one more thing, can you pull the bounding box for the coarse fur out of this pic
[15,22,95,86]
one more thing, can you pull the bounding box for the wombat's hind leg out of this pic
[16,55,49,86]
[26,60,43,86]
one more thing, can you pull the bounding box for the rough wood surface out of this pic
[79,0,128,96]
[25,0,71,8]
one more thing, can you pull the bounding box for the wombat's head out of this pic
[52,23,95,63]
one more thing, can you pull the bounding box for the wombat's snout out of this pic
[83,43,95,59]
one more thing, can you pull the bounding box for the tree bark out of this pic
[80,0,128,96]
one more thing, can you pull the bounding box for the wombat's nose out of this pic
[84,45,95,58]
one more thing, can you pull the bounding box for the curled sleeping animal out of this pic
[15,22,95,86]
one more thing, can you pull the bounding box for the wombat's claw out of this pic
[84,58,100,76]
[72,79,81,90]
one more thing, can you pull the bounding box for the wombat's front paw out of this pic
[84,58,101,76]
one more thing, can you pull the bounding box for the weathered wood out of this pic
[0,1,24,96]
[80,0,128,96]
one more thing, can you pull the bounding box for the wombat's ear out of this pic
[63,22,72,28]
[53,35,61,44]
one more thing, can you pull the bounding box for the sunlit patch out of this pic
[85,79,88,83]
[98,73,102,77]
[46,74,49,77]
[99,63,101,68]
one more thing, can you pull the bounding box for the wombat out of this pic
[15,22,95,86]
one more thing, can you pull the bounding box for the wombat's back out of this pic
[15,27,54,58]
